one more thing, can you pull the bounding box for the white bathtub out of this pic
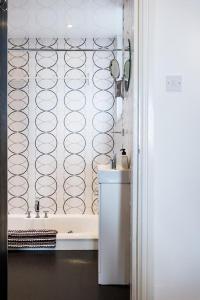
[8,214,99,250]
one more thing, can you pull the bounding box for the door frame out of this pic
[0,1,154,300]
[132,0,153,299]
[0,1,8,299]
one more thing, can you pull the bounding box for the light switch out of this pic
[166,76,182,92]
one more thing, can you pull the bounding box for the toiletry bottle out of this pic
[120,148,129,169]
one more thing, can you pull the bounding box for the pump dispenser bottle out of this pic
[120,148,129,169]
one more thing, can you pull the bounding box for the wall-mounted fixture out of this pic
[109,38,132,98]
[124,39,131,92]
[124,59,131,91]
[110,58,124,98]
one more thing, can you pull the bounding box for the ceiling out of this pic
[8,0,123,39]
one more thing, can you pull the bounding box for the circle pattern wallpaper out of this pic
[8,38,30,214]
[8,37,116,215]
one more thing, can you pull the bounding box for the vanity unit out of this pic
[98,165,130,285]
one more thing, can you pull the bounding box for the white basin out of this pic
[98,164,131,184]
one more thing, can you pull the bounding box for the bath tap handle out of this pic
[27,211,31,218]
[35,200,40,212]
[44,211,49,218]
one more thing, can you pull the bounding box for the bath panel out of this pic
[8,214,98,250]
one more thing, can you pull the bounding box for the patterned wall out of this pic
[8,38,116,215]
[63,38,87,215]
[34,38,59,214]
[8,38,30,214]
[91,39,115,213]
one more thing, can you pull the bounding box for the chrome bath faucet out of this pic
[35,200,40,218]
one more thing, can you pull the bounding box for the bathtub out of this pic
[8,214,99,250]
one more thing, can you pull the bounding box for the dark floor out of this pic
[8,251,130,300]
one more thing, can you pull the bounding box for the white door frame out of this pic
[131,0,154,300]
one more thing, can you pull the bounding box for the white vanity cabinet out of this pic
[98,166,130,285]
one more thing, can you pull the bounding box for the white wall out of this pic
[8,0,123,39]
[146,0,200,299]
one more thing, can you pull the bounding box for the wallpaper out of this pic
[8,38,116,215]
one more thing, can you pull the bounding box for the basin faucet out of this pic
[35,200,40,218]
[110,154,117,169]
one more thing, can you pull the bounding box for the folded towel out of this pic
[8,230,57,249]
[8,229,57,237]
[9,243,56,249]
[8,237,56,242]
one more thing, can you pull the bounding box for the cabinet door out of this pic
[99,183,130,285]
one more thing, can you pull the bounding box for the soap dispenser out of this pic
[120,148,129,169]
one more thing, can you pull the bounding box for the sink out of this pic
[98,164,131,184]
